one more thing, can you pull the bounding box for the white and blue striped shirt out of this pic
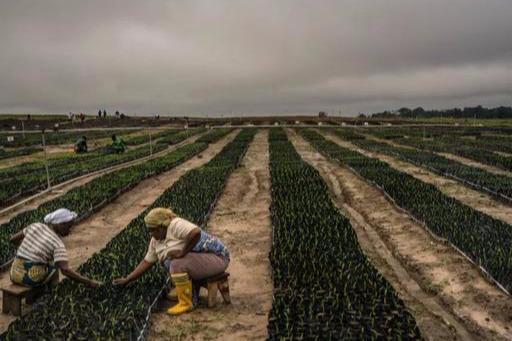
[17,223,68,264]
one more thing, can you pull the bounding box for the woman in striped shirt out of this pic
[9,208,101,288]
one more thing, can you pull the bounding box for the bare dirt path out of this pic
[287,129,512,341]
[325,131,512,226]
[148,129,273,341]
[0,130,239,333]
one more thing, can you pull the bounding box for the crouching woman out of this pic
[113,208,230,315]
[9,208,102,288]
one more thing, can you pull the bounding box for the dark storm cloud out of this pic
[0,0,511,116]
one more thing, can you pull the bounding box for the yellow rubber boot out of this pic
[167,273,194,315]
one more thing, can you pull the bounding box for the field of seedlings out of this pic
[0,125,512,340]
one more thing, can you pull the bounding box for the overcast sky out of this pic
[0,1,511,117]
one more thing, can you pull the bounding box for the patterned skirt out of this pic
[192,230,230,261]
[10,257,56,287]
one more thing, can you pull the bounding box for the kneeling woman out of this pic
[10,208,101,288]
[113,208,229,315]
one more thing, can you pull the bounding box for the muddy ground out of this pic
[287,129,512,340]
[0,131,238,333]
[148,129,273,341]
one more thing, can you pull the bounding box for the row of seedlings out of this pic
[440,136,512,155]
[0,128,207,181]
[0,128,212,206]
[299,129,512,295]
[0,142,207,270]
[157,128,207,145]
[360,126,503,140]
[124,129,183,146]
[267,128,421,340]
[0,129,256,341]
[0,129,139,148]
[0,147,42,161]
[349,138,512,202]
[394,137,512,172]
[329,128,365,141]
[195,128,234,144]
[0,145,118,180]
[0,127,232,269]
[0,143,167,206]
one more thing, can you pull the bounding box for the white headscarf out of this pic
[44,208,77,225]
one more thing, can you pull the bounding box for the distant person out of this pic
[27,114,31,121]
[80,113,85,123]
[103,110,107,118]
[115,111,120,118]
[98,110,102,118]
[111,134,127,153]
[74,136,88,153]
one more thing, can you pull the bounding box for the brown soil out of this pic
[148,129,273,341]
[333,132,512,225]
[287,129,512,341]
[0,130,238,334]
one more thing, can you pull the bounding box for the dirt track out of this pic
[0,131,238,333]
[148,129,273,341]
[287,129,512,341]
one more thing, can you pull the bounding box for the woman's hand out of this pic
[88,279,103,289]
[166,250,184,260]
[112,277,130,286]
[112,260,153,286]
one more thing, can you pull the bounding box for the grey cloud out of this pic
[0,0,511,116]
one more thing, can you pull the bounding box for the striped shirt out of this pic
[17,223,68,264]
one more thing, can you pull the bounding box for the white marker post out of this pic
[149,127,153,156]
[41,131,51,191]
[21,119,25,139]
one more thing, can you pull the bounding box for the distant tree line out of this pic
[369,105,512,119]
